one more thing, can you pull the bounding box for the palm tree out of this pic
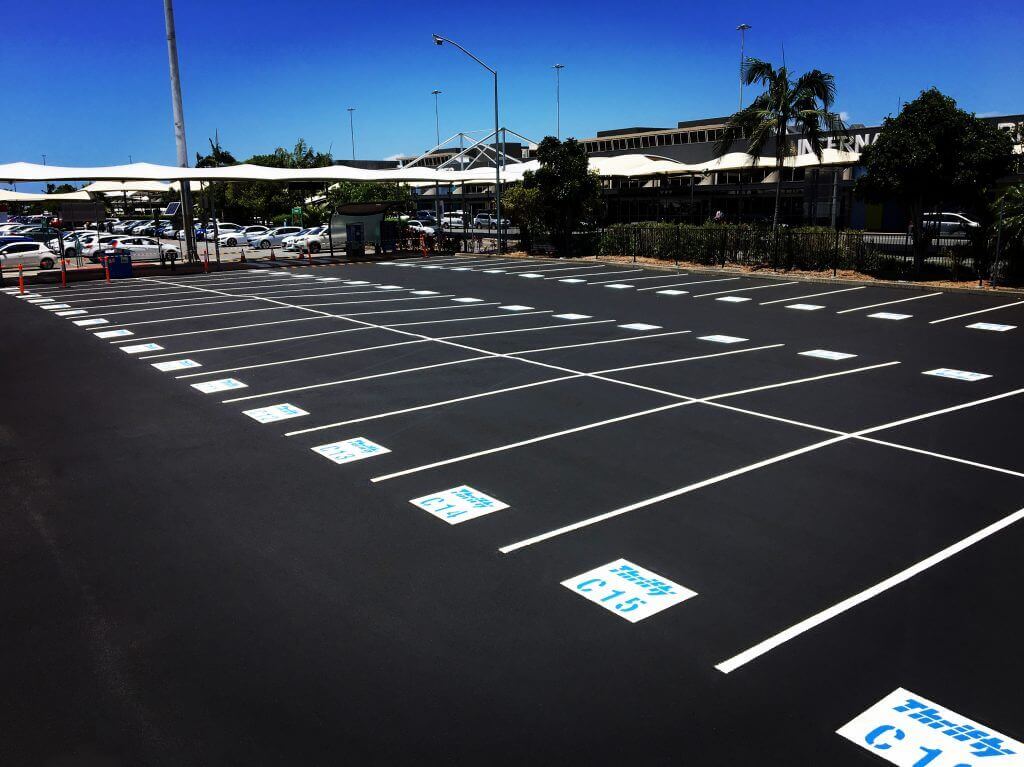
[714,58,845,230]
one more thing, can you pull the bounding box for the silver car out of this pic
[248,226,303,249]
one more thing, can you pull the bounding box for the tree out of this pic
[715,58,844,231]
[520,137,603,256]
[502,185,542,251]
[855,88,1015,270]
[45,183,78,194]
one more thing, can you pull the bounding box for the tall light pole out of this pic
[41,154,47,165]
[163,0,196,262]
[737,24,751,110]
[347,107,356,161]
[431,89,442,226]
[433,34,503,255]
[553,64,564,140]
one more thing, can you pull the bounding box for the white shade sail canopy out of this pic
[0,149,862,189]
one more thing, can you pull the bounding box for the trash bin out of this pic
[101,247,133,278]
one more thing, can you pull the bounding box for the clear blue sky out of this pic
[2,0,1022,173]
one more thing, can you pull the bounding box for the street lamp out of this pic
[431,89,442,226]
[736,24,751,110]
[347,107,356,161]
[432,33,503,255]
[553,64,564,140]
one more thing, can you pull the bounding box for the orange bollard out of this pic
[203,253,209,273]
[104,257,110,283]
[61,259,67,288]
[18,264,25,293]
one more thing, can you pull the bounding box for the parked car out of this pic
[406,220,435,236]
[282,228,316,251]
[219,225,267,247]
[441,211,466,228]
[0,235,34,248]
[291,226,327,252]
[915,212,980,236]
[109,236,179,262]
[249,226,303,249]
[0,241,59,270]
[412,210,437,224]
[132,221,158,236]
[81,235,121,260]
[472,213,509,228]
[111,220,138,234]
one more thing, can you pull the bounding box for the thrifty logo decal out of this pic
[561,558,697,623]
[311,437,390,464]
[243,403,309,423]
[409,486,509,525]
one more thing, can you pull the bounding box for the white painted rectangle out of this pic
[317,277,341,281]
[483,269,505,273]
[561,558,697,623]
[501,305,534,311]
[43,303,71,309]
[411,290,439,295]
[311,437,390,464]
[56,310,88,316]
[836,687,1023,766]
[409,485,509,525]
[800,349,856,360]
[923,368,992,382]
[657,289,688,296]
[716,296,751,303]
[554,313,591,320]
[453,297,484,303]
[559,278,586,283]
[376,285,403,290]
[243,403,309,423]
[345,280,370,285]
[28,298,53,303]
[423,266,442,269]
[73,318,109,326]
[869,312,912,320]
[292,274,316,279]
[15,294,36,298]
[518,273,544,278]
[967,322,1015,332]
[152,358,201,372]
[786,303,825,311]
[605,283,635,289]
[698,335,747,344]
[450,267,470,271]
[191,378,248,393]
[95,329,134,338]
[619,323,662,331]
[122,343,163,353]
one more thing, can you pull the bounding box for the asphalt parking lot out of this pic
[3,255,1023,765]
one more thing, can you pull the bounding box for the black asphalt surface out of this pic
[3,255,1023,766]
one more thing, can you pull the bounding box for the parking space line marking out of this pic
[299,295,455,307]
[139,326,375,358]
[220,356,493,402]
[554,269,644,279]
[285,375,582,436]
[693,281,799,298]
[928,299,1024,324]
[588,273,689,285]
[636,277,740,292]
[334,302,501,318]
[499,386,1024,554]
[759,286,867,305]
[715,505,1024,673]
[101,306,292,328]
[62,290,222,304]
[488,262,589,273]
[594,344,785,374]
[836,291,943,314]
[441,319,615,340]
[388,311,552,328]
[87,298,260,317]
[509,330,692,355]
[111,316,327,343]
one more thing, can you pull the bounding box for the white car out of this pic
[109,236,180,262]
[0,241,59,270]
[219,225,267,247]
[248,226,303,249]
[289,226,327,252]
[917,212,980,236]
[406,220,436,236]
[281,228,314,251]
[441,212,467,228]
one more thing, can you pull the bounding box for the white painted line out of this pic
[411,290,439,295]
[922,368,992,382]
[242,403,309,423]
[452,297,485,303]
[500,305,534,311]
[618,323,662,331]
[73,318,109,326]
[115,316,325,343]
[587,273,688,285]
[371,401,690,483]
[300,295,455,308]
[88,298,259,317]
[967,321,1016,332]
[698,335,747,344]
[759,286,867,305]
[716,506,1024,673]
[868,312,912,320]
[786,304,824,311]
[95,329,133,339]
[656,290,688,296]
[501,385,1024,555]
[594,344,785,375]
[837,291,943,314]
[221,356,493,402]
[553,269,644,279]
[152,358,201,372]
[518,273,545,278]
[192,378,248,393]
[386,311,552,328]
[510,330,692,356]
[605,284,636,290]
[929,299,1024,324]
[442,320,615,341]
[693,281,799,298]
[312,437,390,464]
[333,302,501,319]
[562,559,697,623]
[410,486,509,525]
[122,343,163,353]
[27,298,53,303]
[716,296,751,303]
[43,304,72,310]
[800,349,856,360]
[102,306,291,328]
[375,285,403,290]
[637,277,741,292]
[56,310,88,317]
[140,326,372,359]
[558,278,587,284]
[553,313,591,320]
[286,375,580,436]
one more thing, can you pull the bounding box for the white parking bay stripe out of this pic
[81,298,259,317]
[692,281,799,298]
[299,295,454,307]
[110,316,327,343]
[553,269,644,279]
[386,310,551,328]
[636,277,741,291]
[587,273,689,285]
[102,306,291,328]
[509,330,692,355]
[836,291,943,314]
[759,286,867,305]
[928,299,1024,324]
[440,319,614,340]
[139,325,374,358]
